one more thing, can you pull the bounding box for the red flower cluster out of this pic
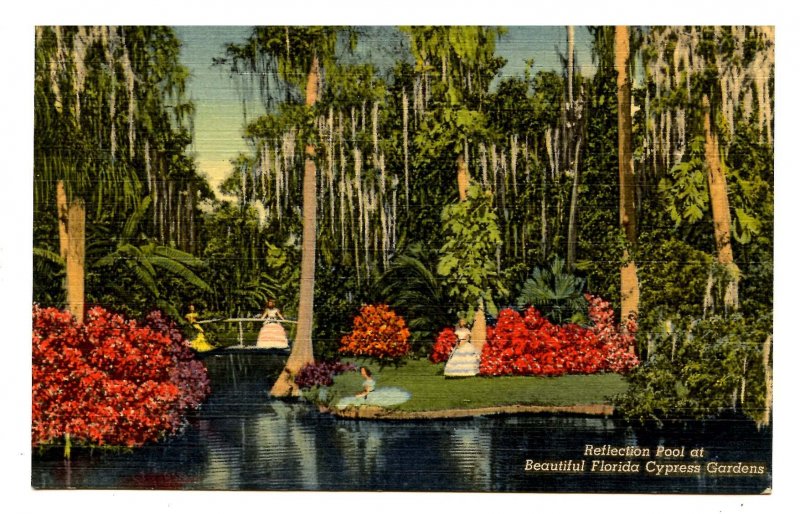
[585,294,639,373]
[339,304,411,361]
[430,327,458,363]
[473,294,638,377]
[32,305,210,449]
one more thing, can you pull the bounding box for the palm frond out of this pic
[93,250,121,268]
[516,256,587,323]
[125,260,160,298]
[33,247,65,267]
[149,255,212,292]
[151,244,206,268]
[117,243,157,278]
[122,195,152,239]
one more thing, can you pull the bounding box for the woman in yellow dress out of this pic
[256,299,289,349]
[185,304,215,352]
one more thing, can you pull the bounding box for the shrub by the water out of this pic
[614,313,770,424]
[295,361,357,390]
[32,305,210,452]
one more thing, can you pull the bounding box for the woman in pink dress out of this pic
[256,299,289,349]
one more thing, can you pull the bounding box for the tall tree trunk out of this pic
[565,26,579,271]
[566,138,582,270]
[761,335,772,427]
[56,180,86,324]
[540,174,548,259]
[567,26,575,111]
[56,181,69,260]
[271,54,320,397]
[615,26,639,331]
[472,301,487,355]
[702,94,739,310]
[456,152,469,201]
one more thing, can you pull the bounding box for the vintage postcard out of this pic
[28,22,774,499]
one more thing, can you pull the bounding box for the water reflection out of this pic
[31,355,771,492]
[450,426,491,490]
[31,398,772,492]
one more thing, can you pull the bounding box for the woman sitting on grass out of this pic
[335,367,410,409]
[355,367,375,399]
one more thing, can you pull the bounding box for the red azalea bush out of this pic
[32,305,210,450]
[586,294,639,373]
[478,294,638,377]
[339,304,411,362]
[295,361,357,390]
[430,327,458,363]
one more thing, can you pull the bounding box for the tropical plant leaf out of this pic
[125,259,160,298]
[733,207,762,244]
[116,243,157,278]
[149,255,212,292]
[151,244,206,268]
[33,247,65,267]
[93,250,121,268]
[122,195,152,239]
[516,256,586,323]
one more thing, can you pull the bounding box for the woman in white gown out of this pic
[444,318,480,377]
[334,367,411,409]
[256,299,289,349]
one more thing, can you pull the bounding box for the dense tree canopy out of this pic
[33,25,774,423]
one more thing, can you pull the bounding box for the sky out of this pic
[174,26,594,195]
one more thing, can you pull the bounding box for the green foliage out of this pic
[33,26,208,320]
[638,237,713,319]
[413,107,488,166]
[378,244,455,356]
[404,26,504,174]
[573,37,620,305]
[401,26,505,107]
[727,122,773,246]
[615,313,769,424]
[515,256,587,324]
[91,196,210,320]
[218,26,352,108]
[201,202,292,318]
[437,185,505,320]
[659,136,710,226]
[313,265,375,361]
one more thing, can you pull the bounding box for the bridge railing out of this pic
[194,318,297,346]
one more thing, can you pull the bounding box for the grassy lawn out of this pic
[321,358,630,412]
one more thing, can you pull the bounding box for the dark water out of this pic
[31,353,771,493]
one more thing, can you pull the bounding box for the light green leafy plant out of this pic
[437,184,505,321]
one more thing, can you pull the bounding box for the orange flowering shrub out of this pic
[339,304,411,363]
